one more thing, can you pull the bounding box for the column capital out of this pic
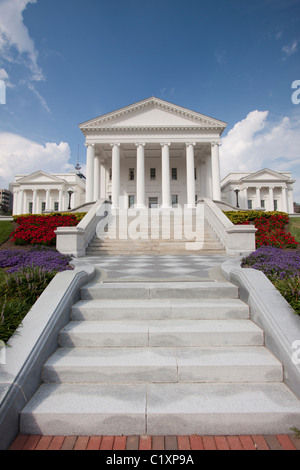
[135,142,145,147]
[160,142,171,147]
[186,142,196,147]
[110,143,120,148]
[84,142,95,148]
[211,141,221,147]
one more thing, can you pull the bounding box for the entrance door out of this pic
[148,197,159,208]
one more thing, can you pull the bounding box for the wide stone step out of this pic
[20,382,300,436]
[80,281,239,300]
[43,346,282,384]
[71,298,250,321]
[58,319,264,348]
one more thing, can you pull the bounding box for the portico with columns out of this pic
[80,97,226,209]
[221,169,295,213]
[11,170,86,215]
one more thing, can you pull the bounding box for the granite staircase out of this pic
[86,207,225,255]
[20,279,300,436]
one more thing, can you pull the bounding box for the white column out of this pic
[33,189,37,214]
[93,155,100,201]
[269,186,274,211]
[45,189,50,211]
[161,143,171,207]
[281,186,288,213]
[211,142,221,201]
[111,143,120,207]
[256,186,261,208]
[136,143,145,208]
[85,143,95,203]
[186,143,196,206]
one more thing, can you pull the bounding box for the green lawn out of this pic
[288,217,300,244]
[0,221,13,246]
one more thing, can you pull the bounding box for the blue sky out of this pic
[0,0,300,200]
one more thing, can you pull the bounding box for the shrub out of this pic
[0,298,30,344]
[224,211,298,249]
[10,214,78,246]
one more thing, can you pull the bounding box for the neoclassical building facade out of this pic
[10,171,86,215]
[9,98,296,216]
[221,169,295,212]
[79,97,227,209]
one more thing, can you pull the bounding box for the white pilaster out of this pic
[111,143,120,207]
[136,143,145,208]
[85,143,95,203]
[186,143,196,207]
[18,190,24,215]
[100,160,106,199]
[59,189,63,211]
[256,186,261,208]
[93,155,100,201]
[161,143,171,207]
[33,189,37,214]
[13,190,18,215]
[269,186,274,211]
[287,186,294,213]
[211,142,221,201]
[45,189,50,211]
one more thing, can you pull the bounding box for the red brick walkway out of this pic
[8,434,300,450]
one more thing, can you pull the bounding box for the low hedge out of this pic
[224,211,298,249]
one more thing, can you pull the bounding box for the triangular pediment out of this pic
[79,97,227,132]
[16,171,66,185]
[241,168,290,182]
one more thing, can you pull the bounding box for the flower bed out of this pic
[10,213,86,246]
[241,246,300,315]
[0,246,73,344]
[224,211,298,249]
[0,245,73,273]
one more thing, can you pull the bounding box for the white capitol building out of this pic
[10,97,295,215]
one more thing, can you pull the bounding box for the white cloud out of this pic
[282,39,298,58]
[0,0,43,81]
[0,132,74,189]
[220,110,300,201]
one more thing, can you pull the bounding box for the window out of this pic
[129,168,135,181]
[128,195,135,208]
[194,168,197,180]
[171,195,178,206]
[54,202,59,211]
[274,200,278,211]
[171,168,177,180]
[150,168,156,180]
[260,199,265,208]
[109,168,112,180]
[41,202,46,212]
[149,197,158,208]
[247,199,253,210]
[29,202,33,214]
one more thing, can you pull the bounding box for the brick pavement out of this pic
[8,434,300,450]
